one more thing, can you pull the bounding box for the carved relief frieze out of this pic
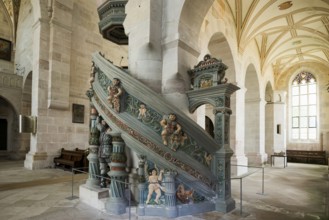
[125,95,211,167]
[0,73,22,90]
[94,94,214,187]
[126,96,162,134]
[216,160,224,198]
[214,97,224,107]
[98,71,112,93]
[214,113,222,142]
[224,115,230,144]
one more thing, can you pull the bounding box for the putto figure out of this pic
[107,78,123,112]
[145,168,165,204]
[160,113,185,151]
[137,103,148,121]
[176,184,194,204]
[89,61,96,88]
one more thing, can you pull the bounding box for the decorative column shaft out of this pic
[86,104,100,187]
[137,155,146,216]
[212,93,235,212]
[105,132,128,214]
[164,172,177,218]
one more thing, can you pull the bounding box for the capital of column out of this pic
[213,107,232,115]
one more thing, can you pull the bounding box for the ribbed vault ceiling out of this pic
[223,0,329,76]
[1,0,20,34]
[2,0,329,79]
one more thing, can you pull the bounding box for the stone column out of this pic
[164,172,177,218]
[231,87,248,176]
[24,9,52,169]
[85,104,100,187]
[124,0,163,93]
[212,94,235,213]
[105,132,128,214]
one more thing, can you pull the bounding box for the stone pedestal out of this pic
[79,184,109,211]
[86,144,100,187]
[24,151,48,169]
[137,183,147,216]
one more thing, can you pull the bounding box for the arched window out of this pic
[291,72,317,140]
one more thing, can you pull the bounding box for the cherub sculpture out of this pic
[107,78,123,112]
[160,113,185,151]
[137,103,148,121]
[204,152,213,167]
[176,184,194,204]
[89,61,96,88]
[144,163,165,204]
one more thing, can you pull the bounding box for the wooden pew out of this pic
[54,148,88,172]
[286,150,327,165]
[75,148,89,169]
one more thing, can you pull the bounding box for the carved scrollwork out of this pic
[98,72,112,93]
[126,96,163,133]
[86,88,94,101]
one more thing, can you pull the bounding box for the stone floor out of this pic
[0,159,328,220]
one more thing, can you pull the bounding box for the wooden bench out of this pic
[54,148,88,172]
[286,150,327,165]
[75,148,89,169]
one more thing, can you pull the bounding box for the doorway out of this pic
[0,119,8,150]
[205,116,214,138]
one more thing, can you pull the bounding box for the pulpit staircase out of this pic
[85,52,236,217]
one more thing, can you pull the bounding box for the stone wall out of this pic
[12,0,128,168]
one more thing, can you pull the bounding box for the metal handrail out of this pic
[231,164,265,216]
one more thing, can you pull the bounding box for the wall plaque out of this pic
[72,104,85,123]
